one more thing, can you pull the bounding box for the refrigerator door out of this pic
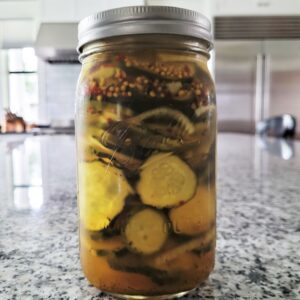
[215,41,260,133]
[215,40,300,138]
[265,40,300,138]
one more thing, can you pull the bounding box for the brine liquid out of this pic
[76,49,216,297]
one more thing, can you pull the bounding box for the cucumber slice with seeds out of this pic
[123,208,169,255]
[137,154,197,208]
[78,161,133,231]
[169,186,216,236]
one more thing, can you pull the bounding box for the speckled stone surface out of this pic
[0,134,299,299]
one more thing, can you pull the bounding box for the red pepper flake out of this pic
[90,86,102,96]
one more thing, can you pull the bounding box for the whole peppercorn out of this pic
[149,91,156,97]
[195,89,202,96]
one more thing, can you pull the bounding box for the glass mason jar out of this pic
[76,6,216,299]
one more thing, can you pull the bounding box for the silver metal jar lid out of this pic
[77,6,213,53]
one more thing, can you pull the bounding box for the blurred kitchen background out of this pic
[0,0,300,138]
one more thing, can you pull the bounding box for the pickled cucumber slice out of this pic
[129,107,195,135]
[182,144,212,172]
[107,252,174,285]
[169,186,216,235]
[153,252,203,275]
[88,63,117,80]
[153,228,215,267]
[93,124,150,158]
[127,125,191,151]
[182,130,216,171]
[92,136,143,171]
[195,104,216,118]
[79,127,105,162]
[78,161,133,231]
[80,232,125,257]
[103,120,198,152]
[192,242,214,256]
[144,123,187,139]
[137,154,197,208]
[123,208,168,255]
[141,152,172,170]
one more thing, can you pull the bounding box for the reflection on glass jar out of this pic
[76,6,216,299]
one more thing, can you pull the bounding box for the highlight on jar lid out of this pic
[77,6,213,53]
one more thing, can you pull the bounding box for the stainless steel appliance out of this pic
[214,16,300,138]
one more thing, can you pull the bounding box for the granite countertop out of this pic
[0,134,299,299]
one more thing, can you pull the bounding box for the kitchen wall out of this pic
[38,60,80,124]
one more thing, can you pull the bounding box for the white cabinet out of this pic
[39,0,145,23]
[0,1,37,19]
[0,1,37,48]
[39,0,77,22]
[0,20,36,48]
